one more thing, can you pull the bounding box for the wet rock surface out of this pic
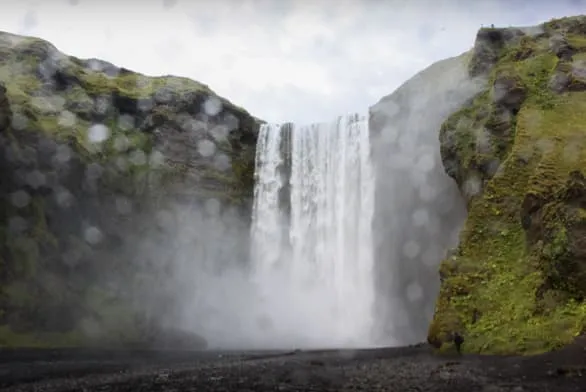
[0,30,259,347]
[1,343,586,391]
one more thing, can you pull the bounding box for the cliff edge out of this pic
[429,15,586,354]
[0,31,260,348]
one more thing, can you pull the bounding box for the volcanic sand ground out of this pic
[1,339,586,391]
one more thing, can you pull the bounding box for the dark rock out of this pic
[549,71,571,93]
[0,83,11,131]
[491,74,527,112]
[453,332,464,354]
[568,59,586,91]
[485,106,514,135]
[548,34,575,60]
[469,27,525,77]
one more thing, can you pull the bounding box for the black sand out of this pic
[1,339,585,391]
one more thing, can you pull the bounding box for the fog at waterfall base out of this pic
[128,53,485,351]
[139,115,379,351]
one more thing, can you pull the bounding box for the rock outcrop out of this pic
[429,15,586,354]
[0,31,260,347]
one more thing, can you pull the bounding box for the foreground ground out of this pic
[1,340,585,392]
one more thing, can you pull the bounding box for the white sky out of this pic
[0,0,584,123]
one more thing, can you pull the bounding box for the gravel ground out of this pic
[0,340,585,392]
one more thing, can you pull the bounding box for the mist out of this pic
[369,52,487,345]
[121,115,378,351]
[0,29,487,353]
[93,54,486,351]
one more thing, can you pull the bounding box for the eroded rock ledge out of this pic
[429,15,586,354]
[0,31,261,348]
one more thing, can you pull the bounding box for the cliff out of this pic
[0,31,260,347]
[428,15,586,354]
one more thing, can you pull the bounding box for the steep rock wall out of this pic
[429,15,586,354]
[0,31,261,347]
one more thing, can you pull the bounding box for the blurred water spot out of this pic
[213,153,232,171]
[58,110,77,128]
[115,196,133,215]
[114,135,130,152]
[422,247,440,267]
[418,183,437,202]
[55,187,74,208]
[63,248,82,267]
[536,138,554,154]
[117,114,135,131]
[31,96,66,114]
[197,139,216,157]
[88,124,110,143]
[129,150,147,166]
[563,142,580,164]
[11,112,29,131]
[94,96,111,116]
[55,144,72,163]
[8,216,28,234]
[203,96,222,116]
[406,282,423,302]
[416,153,435,173]
[20,10,38,33]
[84,226,103,245]
[205,198,221,216]
[403,240,420,259]
[26,170,46,189]
[223,113,240,131]
[116,157,128,171]
[463,176,481,197]
[209,125,229,142]
[10,190,31,208]
[86,163,103,181]
[149,150,165,167]
[137,97,154,112]
[412,208,430,227]
[162,0,178,9]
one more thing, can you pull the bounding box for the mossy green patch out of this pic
[0,325,85,348]
[431,18,586,355]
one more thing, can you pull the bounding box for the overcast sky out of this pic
[0,0,584,124]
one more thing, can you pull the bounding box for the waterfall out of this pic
[250,114,376,348]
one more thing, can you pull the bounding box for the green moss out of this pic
[431,19,586,355]
[568,34,586,50]
[0,325,85,348]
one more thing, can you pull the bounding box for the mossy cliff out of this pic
[429,15,586,354]
[0,31,261,347]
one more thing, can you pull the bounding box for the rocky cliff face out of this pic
[0,31,260,347]
[429,15,586,354]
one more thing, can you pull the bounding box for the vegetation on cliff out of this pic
[429,15,586,354]
[0,31,259,347]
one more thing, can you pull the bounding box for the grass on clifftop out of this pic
[430,20,586,355]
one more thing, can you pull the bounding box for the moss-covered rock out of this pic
[429,15,586,355]
[0,30,261,347]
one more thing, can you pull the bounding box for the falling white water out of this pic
[250,114,376,348]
